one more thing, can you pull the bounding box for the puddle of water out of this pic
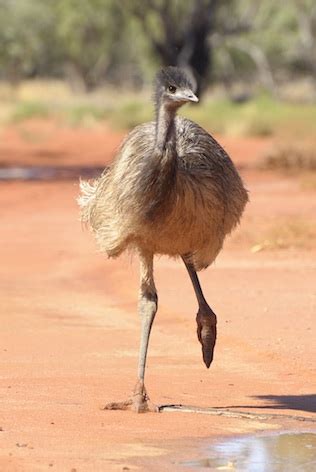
[0,165,105,181]
[183,432,316,471]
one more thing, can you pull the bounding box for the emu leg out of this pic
[182,258,217,368]
[103,252,159,413]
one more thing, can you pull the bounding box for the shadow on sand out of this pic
[222,394,316,414]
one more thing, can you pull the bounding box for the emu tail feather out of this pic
[77,179,98,225]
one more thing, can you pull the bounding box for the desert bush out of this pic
[11,101,51,122]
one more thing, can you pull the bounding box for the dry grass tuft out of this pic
[250,217,316,252]
[260,143,316,171]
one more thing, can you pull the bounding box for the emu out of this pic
[78,67,248,412]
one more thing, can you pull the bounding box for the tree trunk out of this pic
[132,0,219,98]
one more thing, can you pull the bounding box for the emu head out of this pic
[154,66,198,110]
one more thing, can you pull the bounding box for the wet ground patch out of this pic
[0,165,105,181]
[183,432,316,471]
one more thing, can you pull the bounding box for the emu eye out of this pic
[168,85,176,93]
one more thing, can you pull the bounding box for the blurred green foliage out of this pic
[0,0,315,96]
[54,0,128,89]
[11,100,51,122]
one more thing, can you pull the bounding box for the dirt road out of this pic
[1,122,315,471]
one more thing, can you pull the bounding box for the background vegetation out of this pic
[0,0,315,143]
[0,0,315,97]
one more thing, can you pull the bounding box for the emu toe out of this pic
[102,380,159,413]
[196,306,217,368]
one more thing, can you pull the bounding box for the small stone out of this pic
[251,244,264,253]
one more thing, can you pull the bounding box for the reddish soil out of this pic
[0,119,271,168]
[1,120,315,471]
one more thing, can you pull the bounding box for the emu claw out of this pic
[196,306,217,368]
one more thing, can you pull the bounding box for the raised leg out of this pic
[182,257,217,368]
[104,251,159,413]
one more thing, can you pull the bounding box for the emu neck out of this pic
[140,102,177,220]
[155,104,177,152]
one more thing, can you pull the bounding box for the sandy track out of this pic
[0,124,315,470]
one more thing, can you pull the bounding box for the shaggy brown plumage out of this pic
[79,118,247,269]
[78,66,248,412]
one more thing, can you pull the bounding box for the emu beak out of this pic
[178,90,199,103]
[186,92,199,103]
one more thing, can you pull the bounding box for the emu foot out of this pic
[102,380,159,413]
[196,304,217,368]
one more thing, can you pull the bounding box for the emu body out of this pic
[78,67,248,412]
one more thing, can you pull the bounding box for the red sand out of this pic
[1,121,315,471]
